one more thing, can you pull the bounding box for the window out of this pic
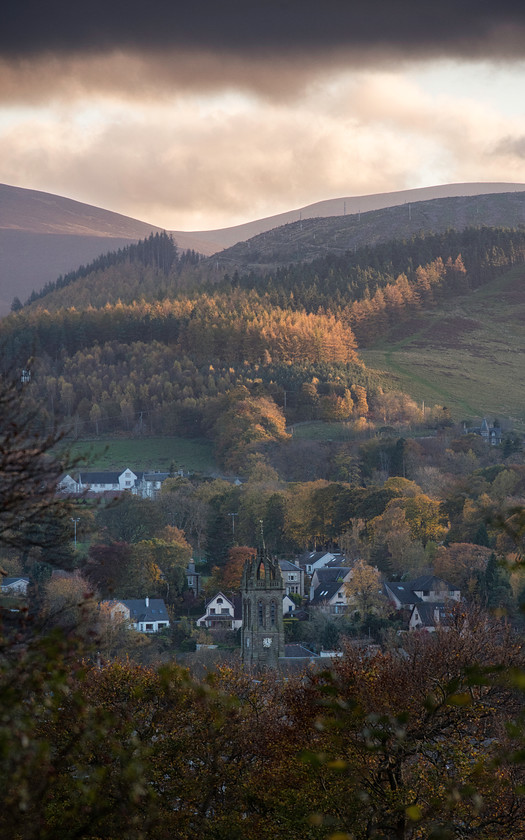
[210,608,216,615]
[270,600,276,625]
[289,573,297,581]
[221,608,229,615]
[217,597,223,604]
[145,623,154,631]
[158,622,167,629]
[258,601,264,626]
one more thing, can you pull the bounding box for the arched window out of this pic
[270,600,276,625]
[257,561,265,580]
[258,601,264,626]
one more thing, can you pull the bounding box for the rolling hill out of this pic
[360,264,525,431]
[2,181,525,314]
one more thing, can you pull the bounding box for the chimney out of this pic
[145,596,149,608]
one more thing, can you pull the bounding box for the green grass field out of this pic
[360,265,525,431]
[61,436,218,474]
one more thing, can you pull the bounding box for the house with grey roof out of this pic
[409,601,455,632]
[1,576,30,595]
[197,592,243,630]
[298,550,347,575]
[278,558,305,597]
[309,578,351,615]
[133,471,170,499]
[102,597,170,633]
[384,574,460,631]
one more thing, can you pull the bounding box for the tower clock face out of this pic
[262,637,272,648]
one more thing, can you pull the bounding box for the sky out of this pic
[3,1,525,231]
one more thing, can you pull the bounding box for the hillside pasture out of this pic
[361,265,525,430]
[61,436,218,475]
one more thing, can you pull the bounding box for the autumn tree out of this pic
[344,558,384,617]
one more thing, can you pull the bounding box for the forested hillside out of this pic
[2,225,524,472]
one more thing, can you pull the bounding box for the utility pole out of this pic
[229,512,238,539]
[71,518,80,549]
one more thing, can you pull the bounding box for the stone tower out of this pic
[241,530,285,669]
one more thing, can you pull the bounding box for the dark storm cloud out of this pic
[3,1,525,60]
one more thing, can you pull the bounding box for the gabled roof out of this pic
[411,601,449,627]
[119,598,169,623]
[409,575,457,592]
[79,471,122,484]
[204,591,234,610]
[2,576,30,585]
[313,567,351,584]
[384,582,422,606]
[310,581,347,606]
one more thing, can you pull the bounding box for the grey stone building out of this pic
[241,539,285,669]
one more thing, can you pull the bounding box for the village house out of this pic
[133,471,170,499]
[197,592,242,630]
[409,602,455,632]
[384,575,460,611]
[1,576,30,595]
[384,574,461,631]
[309,566,353,614]
[185,561,202,597]
[278,558,305,597]
[102,596,170,633]
[464,418,503,446]
[298,550,348,575]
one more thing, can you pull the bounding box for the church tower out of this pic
[241,527,285,669]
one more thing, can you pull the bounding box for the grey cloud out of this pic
[4,2,525,62]
[494,136,525,159]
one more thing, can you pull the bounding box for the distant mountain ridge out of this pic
[2,181,525,314]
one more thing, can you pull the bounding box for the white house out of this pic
[57,474,81,494]
[309,578,350,615]
[309,566,353,600]
[1,576,30,595]
[133,471,170,499]
[299,550,348,575]
[77,468,138,493]
[409,602,455,633]
[384,575,460,611]
[102,597,170,633]
[197,592,242,630]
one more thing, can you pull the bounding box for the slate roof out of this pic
[142,472,170,482]
[120,598,169,623]
[409,574,457,593]
[279,559,302,572]
[314,567,350,584]
[384,582,422,606]
[283,644,319,659]
[411,601,449,628]
[79,471,122,485]
[2,576,30,586]
[310,581,347,606]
